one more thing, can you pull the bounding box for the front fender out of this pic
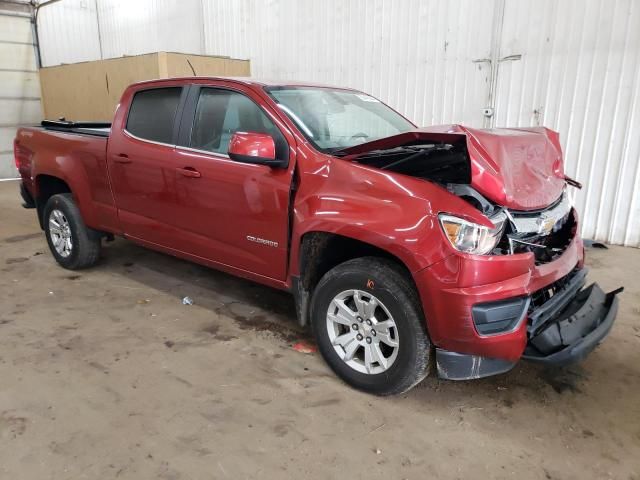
[289,156,489,276]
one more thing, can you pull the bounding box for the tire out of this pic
[43,193,101,270]
[310,257,431,395]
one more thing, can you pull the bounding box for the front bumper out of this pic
[434,274,621,380]
[415,229,622,380]
[415,230,586,361]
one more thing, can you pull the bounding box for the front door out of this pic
[165,84,295,281]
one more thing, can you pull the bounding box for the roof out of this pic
[129,76,358,91]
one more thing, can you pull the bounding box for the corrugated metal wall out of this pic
[37,0,640,246]
[495,0,640,247]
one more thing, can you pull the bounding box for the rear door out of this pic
[107,84,187,244]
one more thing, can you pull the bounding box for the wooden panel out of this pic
[164,52,250,78]
[39,52,250,122]
[39,53,160,121]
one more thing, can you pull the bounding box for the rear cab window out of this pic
[126,87,182,144]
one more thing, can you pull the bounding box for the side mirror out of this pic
[228,132,287,168]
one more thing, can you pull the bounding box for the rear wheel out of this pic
[310,257,431,395]
[43,193,101,270]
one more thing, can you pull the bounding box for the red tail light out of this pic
[13,139,20,169]
[13,139,33,173]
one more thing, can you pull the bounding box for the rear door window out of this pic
[126,87,182,144]
[189,88,287,159]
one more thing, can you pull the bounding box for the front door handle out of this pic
[176,167,201,178]
[113,153,132,164]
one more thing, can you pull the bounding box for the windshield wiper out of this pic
[331,144,416,157]
[379,144,452,170]
[379,148,431,170]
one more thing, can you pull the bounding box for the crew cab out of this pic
[14,77,621,395]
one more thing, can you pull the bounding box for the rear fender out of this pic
[32,150,114,233]
[34,166,96,228]
[20,127,119,234]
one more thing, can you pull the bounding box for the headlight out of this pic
[439,211,507,255]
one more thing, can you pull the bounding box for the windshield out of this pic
[265,87,415,152]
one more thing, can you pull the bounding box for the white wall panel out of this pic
[0,71,40,98]
[0,7,41,179]
[35,0,640,245]
[201,0,497,126]
[0,127,18,148]
[96,0,203,58]
[39,0,204,63]
[0,153,14,178]
[0,98,42,124]
[38,0,101,66]
[494,0,640,246]
[202,0,251,59]
[0,13,32,43]
[0,42,36,70]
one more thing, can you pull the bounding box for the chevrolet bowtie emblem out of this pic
[537,215,556,235]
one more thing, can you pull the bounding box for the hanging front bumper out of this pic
[435,268,622,380]
[522,280,621,366]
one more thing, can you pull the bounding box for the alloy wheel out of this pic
[326,289,399,374]
[48,209,73,258]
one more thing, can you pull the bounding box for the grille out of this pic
[494,194,577,265]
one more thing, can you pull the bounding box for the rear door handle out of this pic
[113,153,132,164]
[176,167,201,178]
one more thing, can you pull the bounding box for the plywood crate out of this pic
[39,52,251,121]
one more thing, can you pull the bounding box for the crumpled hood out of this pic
[339,125,567,211]
[425,124,566,210]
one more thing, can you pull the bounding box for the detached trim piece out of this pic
[435,349,516,380]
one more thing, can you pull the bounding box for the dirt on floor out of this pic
[0,180,639,480]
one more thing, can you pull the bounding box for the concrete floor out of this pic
[0,180,639,480]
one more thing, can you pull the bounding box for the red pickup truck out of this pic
[14,77,620,395]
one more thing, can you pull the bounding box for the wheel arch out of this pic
[291,231,421,327]
[33,161,107,232]
[34,174,72,229]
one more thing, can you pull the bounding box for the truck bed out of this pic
[41,120,111,138]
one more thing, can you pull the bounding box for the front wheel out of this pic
[43,193,101,270]
[310,257,431,395]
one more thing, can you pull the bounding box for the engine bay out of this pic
[336,140,471,185]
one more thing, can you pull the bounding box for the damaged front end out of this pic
[336,127,622,379]
[337,127,578,265]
